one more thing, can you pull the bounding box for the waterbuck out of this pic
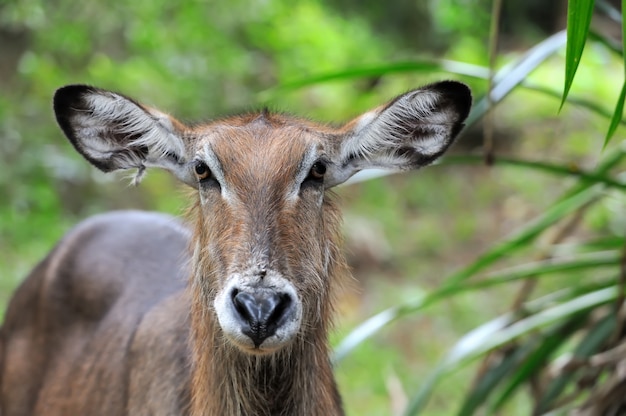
[0,81,471,415]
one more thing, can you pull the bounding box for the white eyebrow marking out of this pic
[285,144,320,203]
[198,143,236,203]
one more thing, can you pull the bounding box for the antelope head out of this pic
[53,81,471,355]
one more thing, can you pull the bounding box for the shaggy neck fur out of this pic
[187,197,347,416]
[189,308,343,416]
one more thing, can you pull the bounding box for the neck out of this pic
[189,304,343,416]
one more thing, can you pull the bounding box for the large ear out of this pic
[53,85,195,186]
[326,81,471,187]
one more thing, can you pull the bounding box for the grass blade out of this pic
[404,287,619,415]
[604,81,626,147]
[561,0,596,109]
[458,341,536,416]
[335,145,625,363]
[258,60,490,100]
[466,31,567,127]
[489,315,591,412]
[604,0,626,147]
[443,155,626,192]
[333,252,619,364]
[443,185,602,287]
[535,311,616,413]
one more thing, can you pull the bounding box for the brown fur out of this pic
[1,120,349,416]
[187,121,348,415]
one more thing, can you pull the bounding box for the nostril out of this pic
[232,292,257,324]
[268,293,292,326]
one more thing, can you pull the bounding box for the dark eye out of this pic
[307,161,327,181]
[194,161,212,181]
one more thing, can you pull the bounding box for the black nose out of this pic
[231,290,293,347]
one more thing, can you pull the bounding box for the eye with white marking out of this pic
[194,161,212,182]
[194,161,221,191]
[304,160,327,184]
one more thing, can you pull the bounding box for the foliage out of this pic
[305,1,626,414]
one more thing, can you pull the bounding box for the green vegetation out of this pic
[1,0,625,414]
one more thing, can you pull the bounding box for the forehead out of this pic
[195,115,325,177]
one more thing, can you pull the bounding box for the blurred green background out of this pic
[2,0,625,414]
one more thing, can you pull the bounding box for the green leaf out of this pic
[523,83,626,126]
[458,342,535,416]
[261,30,566,111]
[332,253,620,365]
[561,0,596,110]
[535,312,616,413]
[258,60,489,101]
[443,155,626,192]
[468,31,567,127]
[403,287,619,415]
[443,185,602,288]
[489,315,591,412]
[604,0,626,148]
[334,145,625,364]
[604,81,626,147]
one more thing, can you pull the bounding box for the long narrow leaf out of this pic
[489,314,592,412]
[442,155,626,192]
[535,311,616,413]
[332,252,618,364]
[604,0,626,147]
[523,83,626,125]
[479,251,620,284]
[348,144,626,186]
[466,31,567,127]
[404,287,619,415]
[335,145,625,363]
[261,31,566,119]
[605,81,626,147]
[258,60,490,100]
[444,185,602,287]
[458,341,535,416]
[561,0,596,109]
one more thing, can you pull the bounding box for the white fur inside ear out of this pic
[340,89,454,167]
[63,89,196,186]
[78,92,186,162]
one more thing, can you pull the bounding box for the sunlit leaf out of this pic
[468,31,567,127]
